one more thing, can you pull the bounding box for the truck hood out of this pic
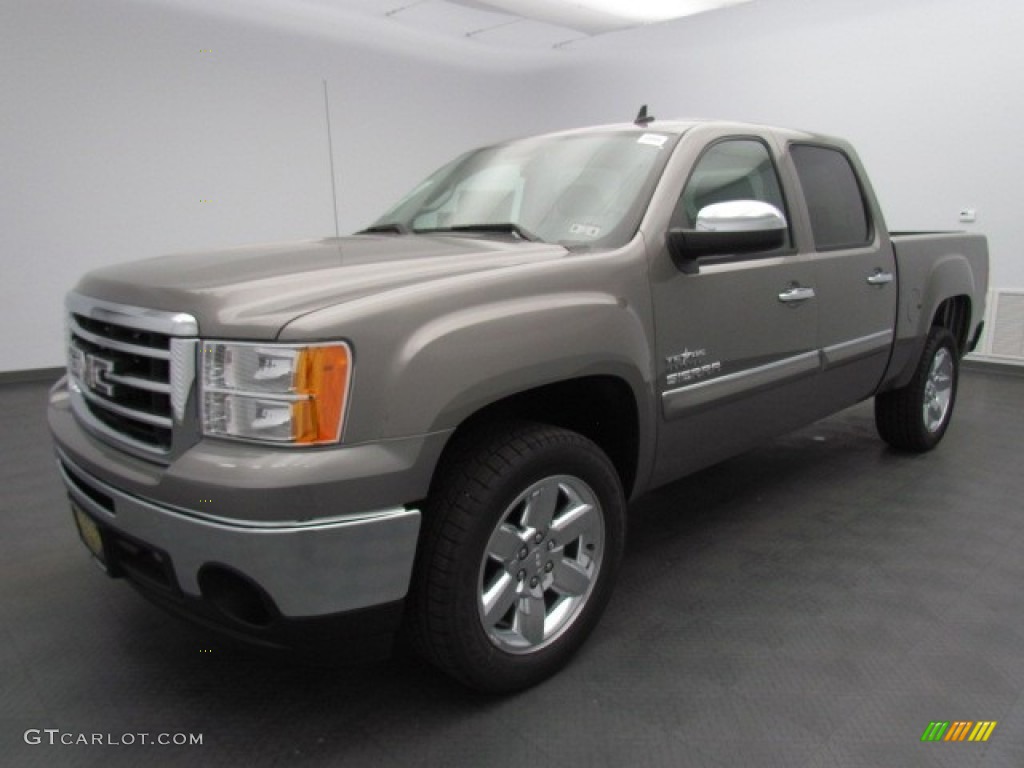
[75,234,569,338]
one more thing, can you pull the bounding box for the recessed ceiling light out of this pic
[456,0,755,30]
[570,0,755,23]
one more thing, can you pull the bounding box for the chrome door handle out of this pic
[778,286,816,304]
[867,270,894,286]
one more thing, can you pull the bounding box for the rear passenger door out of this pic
[788,144,898,410]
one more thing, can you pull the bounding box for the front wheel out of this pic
[409,423,626,693]
[875,326,960,452]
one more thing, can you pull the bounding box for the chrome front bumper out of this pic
[57,452,421,619]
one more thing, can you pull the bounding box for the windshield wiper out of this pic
[358,223,410,235]
[414,223,543,243]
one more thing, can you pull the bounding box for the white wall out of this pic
[4,0,1022,373]
[0,0,565,372]
[558,0,1024,291]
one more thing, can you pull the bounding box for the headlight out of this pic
[200,342,351,445]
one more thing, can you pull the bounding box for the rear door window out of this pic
[790,145,871,250]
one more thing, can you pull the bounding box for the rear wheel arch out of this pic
[875,325,959,452]
[930,295,972,356]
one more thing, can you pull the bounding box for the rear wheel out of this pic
[409,422,626,693]
[875,326,959,452]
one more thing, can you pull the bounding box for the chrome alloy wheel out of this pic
[923,347,954,433]
[477,475,605,655]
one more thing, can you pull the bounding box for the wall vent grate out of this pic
[989,291,1024,360]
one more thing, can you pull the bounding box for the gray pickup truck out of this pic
[49,117,988,692]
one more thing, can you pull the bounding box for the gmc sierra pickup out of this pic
[49,117,988,692]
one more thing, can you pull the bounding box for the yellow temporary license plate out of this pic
[72,503,106,564]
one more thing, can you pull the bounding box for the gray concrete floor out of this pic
[2,369,1023,767]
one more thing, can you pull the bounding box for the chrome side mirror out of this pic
[696,200,787,233]
[668,200,788,274]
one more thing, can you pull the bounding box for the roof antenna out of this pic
[634,104,655,126]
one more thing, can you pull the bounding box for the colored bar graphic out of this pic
[921,721,996,742]
[969,722,997,742]
[944,721,972,741]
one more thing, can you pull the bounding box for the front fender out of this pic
[384,291,653,435]
[276,241,659,453]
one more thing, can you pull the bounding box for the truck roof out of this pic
[513,118,832,146]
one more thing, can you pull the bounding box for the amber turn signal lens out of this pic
[293,345,350,444]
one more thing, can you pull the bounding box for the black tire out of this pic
[875,326,959,452]
[408,422,626,693]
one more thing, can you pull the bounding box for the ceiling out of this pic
[321,0,757,50]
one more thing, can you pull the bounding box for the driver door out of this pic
[650,136,821,487]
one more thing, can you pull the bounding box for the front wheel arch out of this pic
[407,421,626,693]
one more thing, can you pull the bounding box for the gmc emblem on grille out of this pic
[84,354,117,397]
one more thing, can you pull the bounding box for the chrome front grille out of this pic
[66,294,198,458]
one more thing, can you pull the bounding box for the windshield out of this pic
[368,130,681,249]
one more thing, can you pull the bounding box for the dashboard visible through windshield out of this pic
[368,130,682,249]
